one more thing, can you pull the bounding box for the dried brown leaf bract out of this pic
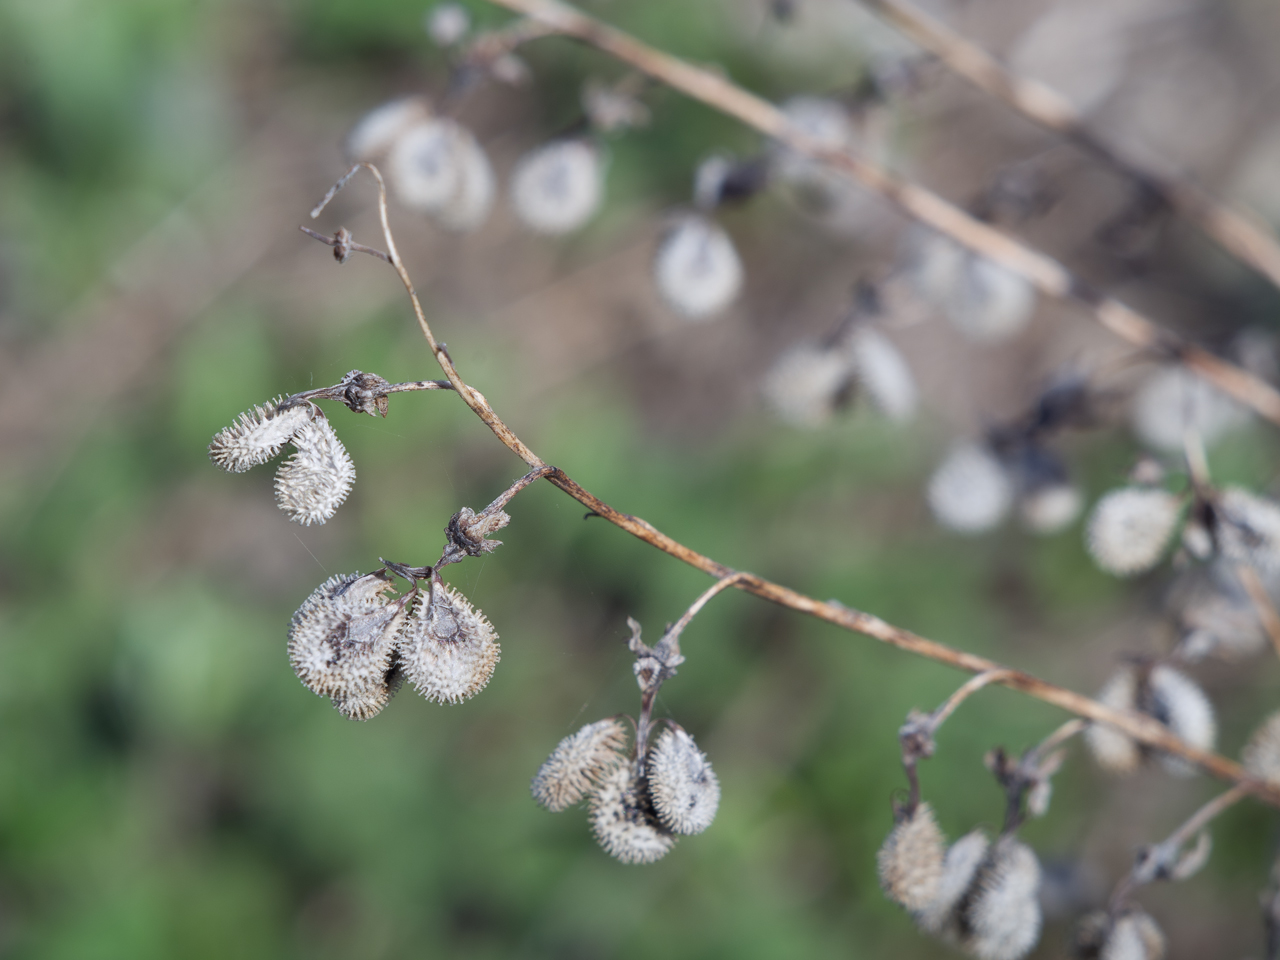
[647,726,720,835]
[531,718,628,812]
[398,581,500,704]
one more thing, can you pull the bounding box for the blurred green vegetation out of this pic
[2,0,1280,957]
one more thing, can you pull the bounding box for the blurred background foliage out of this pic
[2,0,1280,956]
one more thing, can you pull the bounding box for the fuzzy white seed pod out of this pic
[1243,711,1280,786]
[1216,486,1280,573]
[287,572,411,705]
[1174,562,1265,661]
[762,342,855,428]
[653,215,743,320]
[332,667,404,722]
[693,154,734,210]
[771,96,855,193]
[1085,487,1181,576]
[1020,483,1084,535]
[945,256,1036,343]
[509,139,603,235]
[1075,909,1166,960]
[1148,664,1216,777]
[877,802,945,912]
[907,230,966,309]
[344,97,430,162]
[849,326,918,422]
[964,838,1043,960]
[531,718,629,812]
[209,398,314,473]
[274,416,356,526]
[589,763,677,864]
[388,119,494,231]
[425,3,469,46]
[397,581,500,704]
[1181,520,1214,561]
[647,727,720,835]
[1130,366,1250,452]
[1084,666,1142,773]
[917,830,990,935]
[927,444,1014,534]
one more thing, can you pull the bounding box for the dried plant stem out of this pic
[661,572,748,650]
[1236,563,1280,661]
[858,0,1280,295]
[929,668,1013,730]
[1026,717,1087,766]
[481,0,1280,427]
[302,167,1280,810]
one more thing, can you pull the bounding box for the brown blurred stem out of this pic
[1236,564,1280,661]
[303,164,1280,809]
[858,0,1280,296]
[479,0,1280,427]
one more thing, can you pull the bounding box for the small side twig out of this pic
[1236,563,1280,661]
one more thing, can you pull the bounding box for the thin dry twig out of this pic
[859,0,1280,295]
[1237,563,1280,661]
[301,163,1280,808]
[481,0,1280,427]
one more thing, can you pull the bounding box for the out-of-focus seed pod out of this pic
[963,837,1043,960]
[509,139,603,235]
[908,230,966,309]
[652,215,743,320]
[1073,908,1166,960]
[345,97,430,162]
[771,96,855,188]
[1084,664,1216,777]
[647,727,719,835]
[917,830,991,936]
[1084,666,1143,773]
[274,416,357,526]
[877,801,945,912]
[531,718,629,812]
[849,326,918,422]
[945,255,1036,344]
[589,764,677,864]
[1148,663,1217,777]
[1085,487,1181,576]
[1020,482,1084,535]
[287,571,412,711]
[397,579,500,704]
[1243,711,1280,786]
[1172,562,1265,661]
[1130,366,1249,452]
[425,3,469,46]
[388,119,495,232]
[762,342,855,428]
[927,444,1014,534]
[582,79,649,132]
[1215,486,1280,573]
[209,398,314,473]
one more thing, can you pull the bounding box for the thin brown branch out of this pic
[304,168,1280,810]
[859,0,1280,296]
[480,0,1280,428]
[1237,563,1280,661]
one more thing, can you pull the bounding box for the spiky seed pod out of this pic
[652,215,743,320]
[425,3,469,46]
[344,97,430,162]
[388,119,495,231]
[1215,486,1280,573]
[1085,487,1182,576]
[531,718,629,812]
[877,802,945,912]
[762,342,855,428]
[510,139,603,235]
[1130,366,1249,452]
[927,444,1014,534]
[1074,909,1166,960]
[274,416,356,526]
[908,230,966,308]
[589,764,677,864]
[849,326,918,422]
[332,667,405,722]
[647,727,720,835]
[1148,663,1217,777]
[963,837,1043,960]
[1173,562,1265,661]
[1084,666,1143,773]
[287,571,411,704]
[397,580,500,704]
[917,830,991,935]
[946,256,1037,343]
[1244,711,1280,785]
[209,398,314,473]
[1020,482,1084,534]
